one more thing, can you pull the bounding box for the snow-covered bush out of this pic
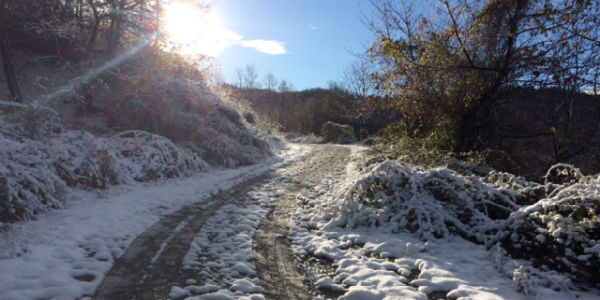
[1,102,64,139]
[335,159,600,286]
[0,103,67,222]
[543,163,584,185]
[1,104,210,222]
[338,161,522,241]
[50,130,209,188]
[498,179,600,286]
[0,136,68,223]
[194,106,271,167]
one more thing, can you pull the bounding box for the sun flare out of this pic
[162,2,237,57]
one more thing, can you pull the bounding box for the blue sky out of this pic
[210,0,375,90]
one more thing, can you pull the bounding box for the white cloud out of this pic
[197,29,242,57]
[162,3,285,57]
[237,39,286,55]
[308,23,318,30]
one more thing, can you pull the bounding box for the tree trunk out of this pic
[106,0,118,56]
[86,0,100,55]
[455,91,497,152]
[106,0,125,57]
[0,1,22,102]
[454,0,528,152]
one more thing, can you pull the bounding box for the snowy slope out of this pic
[0,100,272,223]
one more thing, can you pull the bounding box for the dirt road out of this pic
[92,145,354,300]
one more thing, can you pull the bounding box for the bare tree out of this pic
[263,72,278,90]
[85,0,100,55]
[243,64,260,88]
[327,80,346,93]
[342,57,374,99]
[278,79,294,92]
[234,67,244,88]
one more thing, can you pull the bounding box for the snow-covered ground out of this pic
[166,145,364,300]
[290,155,600,300]
[0,144,311,300]
[169,176,289,300]
[2,141,598,300]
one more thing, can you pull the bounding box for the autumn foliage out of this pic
[369,0,600,152]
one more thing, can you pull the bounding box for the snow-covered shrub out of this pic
[338,161,522,241]
[1,101,63,139]
[197,106,271,167]
[1,114,209,222]
[50,130,209,188]
[106,131,209,181]
[543,163,584,185]
[0,136,67,222]
[497,178,600,286]
[0,104,67,222]
[336,159,600,286]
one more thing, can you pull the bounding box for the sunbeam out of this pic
[46,39,151,101]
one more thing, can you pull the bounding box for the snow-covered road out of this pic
[94,144,362,300]
[1,143,597,300]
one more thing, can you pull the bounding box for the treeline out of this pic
[227,85,401,139]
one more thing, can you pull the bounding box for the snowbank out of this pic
[1,102,267,222]
[291,154,599,299]
[333,159,599,287]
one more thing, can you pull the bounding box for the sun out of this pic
[162,2,237,57]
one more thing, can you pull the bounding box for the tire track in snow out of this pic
[254,145,352,300]
[92,145,353,300]
[92,174,269,300]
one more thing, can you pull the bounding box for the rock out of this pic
[320,121,356,144]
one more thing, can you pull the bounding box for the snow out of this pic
[339,286,384,300]
[174,174,291,299]
[290,155,600,300]
[0,126,210,222]
[315,277,346,293]
[170,286,192,300]
[0,98,273,223]
[0,144,311,300]
[3,135,599,300]
[231,279,263,294]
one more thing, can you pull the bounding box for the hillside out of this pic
[0,48,272,223]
